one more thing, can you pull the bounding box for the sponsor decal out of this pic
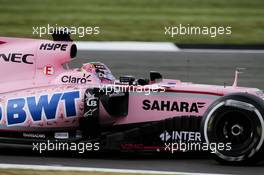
[43,65,54,75]
[84,91,98,117]
[23,133,46,139]
[160,131,201,142]
[40,43,68,51]
[0,91,80,126]
[61,74,91,84]
[84,108,97,117]
[160,131,171,142]
[121,144,144,150]
[142,100,205,113]
[94,64,105,69]
[54,132,69,139]
[0,53,34,64]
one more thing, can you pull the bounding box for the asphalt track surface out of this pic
[1,49,264,175]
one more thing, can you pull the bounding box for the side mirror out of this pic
[150,71,162,83]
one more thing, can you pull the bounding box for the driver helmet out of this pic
[81,63,96,74]
[81,62,115,83]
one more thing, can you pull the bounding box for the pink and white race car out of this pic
[0,33,264,165]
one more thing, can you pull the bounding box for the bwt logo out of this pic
[0,91,80,126]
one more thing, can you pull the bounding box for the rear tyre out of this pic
[201,93,264,165]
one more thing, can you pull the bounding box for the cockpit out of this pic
[59,61,116,85]
[62,59,163,86]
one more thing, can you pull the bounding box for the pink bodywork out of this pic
[0,37,262,132]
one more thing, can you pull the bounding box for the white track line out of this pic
[76,41,264,53]
[181,49,264,54]
[0,163,229,175]
[76,41,179,51]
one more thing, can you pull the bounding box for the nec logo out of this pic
[40,43,68,51]
[0,53,34,64]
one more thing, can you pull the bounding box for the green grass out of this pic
[0,0,264,43]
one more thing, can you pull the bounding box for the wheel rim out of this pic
[207,106,262,159]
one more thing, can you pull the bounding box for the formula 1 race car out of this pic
[1,33,264,165]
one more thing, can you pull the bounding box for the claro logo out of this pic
[0,53,34,64]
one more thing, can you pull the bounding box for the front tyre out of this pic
[201,93,264,165]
